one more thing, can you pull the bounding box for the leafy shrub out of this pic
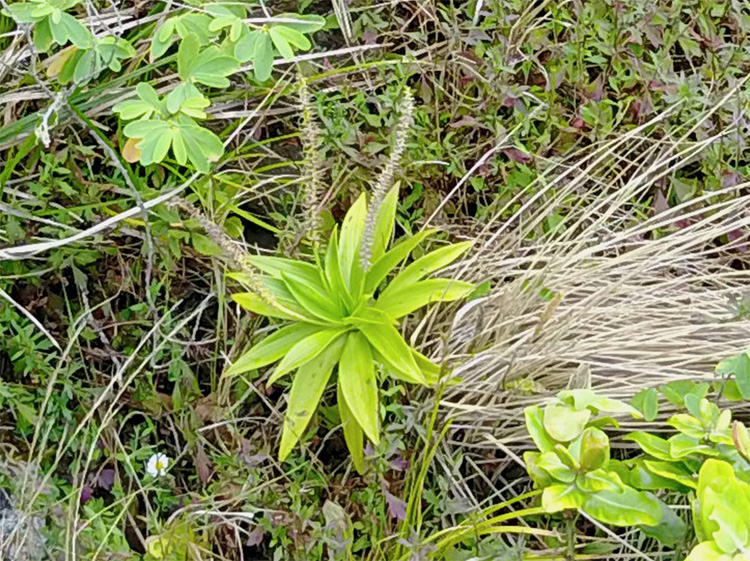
[225,185,474,471]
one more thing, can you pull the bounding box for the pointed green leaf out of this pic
[278,336,346,461]
[370,184,399,265]
[364,230,435,294]
[382,241,472,298]
[324,227,353,309]
[339,332,379,444]
[374,279,474,318]
[282,272,342,322]
[624,431,673,461]
[231,292,298,320]
[224,323,320,377]
[269,328,346,384]
[338,379,365,473]
[338,193,367,293]
[357,313,425,384]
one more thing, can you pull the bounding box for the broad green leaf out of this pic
[73,48,95,83]
[339,332,379,444]
[181,43,239,87]
[123,119,169,139]
[382,242,472,298]
[370,184,399,264]
[667,414,706,439]
[234,29,261,62]
[644,460,697,489]
[524,405,556,453]
[543,404,590,442]
[685,541,731,561]
[580,427,610,471]
[253,33,274,81]
[582,486,661,526]
[697,460,750,554]
[639,496,687,547]
[717,353,750,399]
[177,32,200,81]
[338,379,365,473]
[537,451,576,483]
[231,292,298,320]
[34,18,54,52]
[631,388,659,421]
[624,432,673,461]
[224,323,320,377]
[364,230,434,294]
[524,451,553,487]
[151,19,176,59]
[61,12,91,49]
[278,337,346,461]
[357,316,425,384]
[630,460,691,492]
[558,389,640,416]
[174,13,215,44]
[578,469,624,492]
[660,380,708,407]
[269,328,346,384]
[374,279,474,318]
[669,433,717,459]
[411,349,441,385]
[542,484,585,512]
[338,193,367,293]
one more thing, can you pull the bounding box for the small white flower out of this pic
[146,453,169,477]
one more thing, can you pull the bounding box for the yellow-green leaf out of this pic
[374,279,474,318]
[338,378,365,473]
[269,328,346,384]
[278,337,346,461]
[382,241,472,298]
[339,332,379,444]
[223,323,320,378]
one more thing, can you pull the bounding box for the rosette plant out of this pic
[224,185,474,471]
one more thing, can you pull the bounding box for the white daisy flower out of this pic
[146,453,169,477]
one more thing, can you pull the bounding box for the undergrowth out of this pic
[1,0,750,560]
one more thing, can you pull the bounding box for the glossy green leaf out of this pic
[643,460,697,489]
[580,427,610,471]
[685,541,730,561]
[364,230,434,294]
[524,451,553,487]
[323,227,352,309]
[524,405,556,453]
[338,379,364,473]
[624,431,673,461]
[537,451,576,483]
[339,332,379,444]
[639,496,687,547]
[278,337,346,461]
[667,414,706,439]
[558,389,640,416]
[269,328,346,384]
[374,279,475,319]
[382,242,472,298]
[717,352,750,399]
[260,277,316,321]
[582,485,661,526]
[543,403,591,442]
[542,484,586,512]
[224,323,321,377]
[245,255,324,288]
[631,388,659,421]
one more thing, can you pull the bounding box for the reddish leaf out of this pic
[97,469,115,491]
[246,526,265,547]
[195,443,212,484]
[80,486,93,504]
[571,116,586,130]
[384,489,407,520]
[503,147,531,164]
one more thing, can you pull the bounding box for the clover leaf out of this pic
[4,0,92,52]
